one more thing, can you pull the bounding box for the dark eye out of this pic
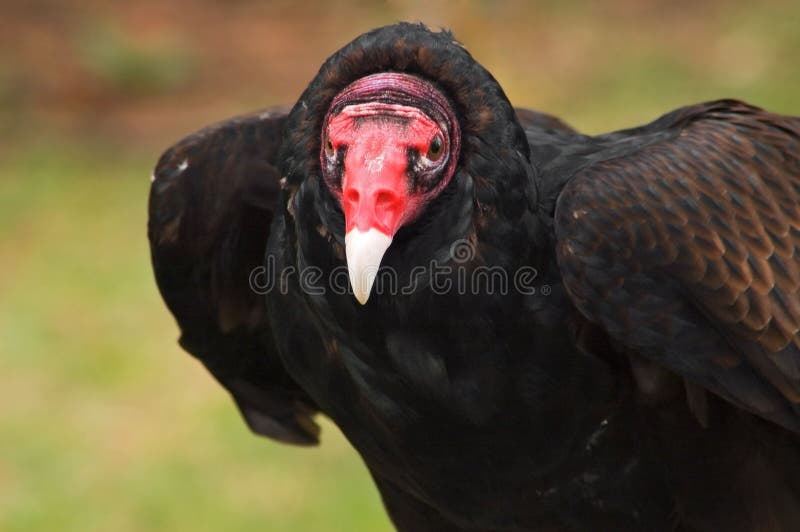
[324,135,335,157]
[427,134,444,161]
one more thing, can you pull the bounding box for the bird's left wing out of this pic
[148,107,320,445]
[555,100,800,432]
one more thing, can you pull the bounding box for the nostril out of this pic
[375,191,403,223]
[345,188,360,205]
[375,191,397,208]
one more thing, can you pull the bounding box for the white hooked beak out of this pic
[345,228,393,305]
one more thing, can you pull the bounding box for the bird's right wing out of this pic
[148,106,320,445]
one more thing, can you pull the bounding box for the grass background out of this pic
[1,1,798,530]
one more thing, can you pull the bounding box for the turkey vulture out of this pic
[149,23,800,531]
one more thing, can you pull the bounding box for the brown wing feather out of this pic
[148,106,321,445]
[556,100,800,431]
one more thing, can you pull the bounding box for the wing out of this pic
[555,100,800,432]
[148,106,320,445]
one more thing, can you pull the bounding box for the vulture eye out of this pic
[427,135,444,162]
[324,135,335,157]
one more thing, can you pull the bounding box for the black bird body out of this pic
[149,24,800,531]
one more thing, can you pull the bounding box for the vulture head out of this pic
[279,23,536,304]
[323,73,461,303]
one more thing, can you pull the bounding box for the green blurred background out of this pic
[1,1,798,530]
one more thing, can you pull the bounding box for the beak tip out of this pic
[354,291,371,305]
[349,269,377,305]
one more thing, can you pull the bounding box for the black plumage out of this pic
[149,23,800,531]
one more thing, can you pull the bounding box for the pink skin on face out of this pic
[327,102,445,238]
